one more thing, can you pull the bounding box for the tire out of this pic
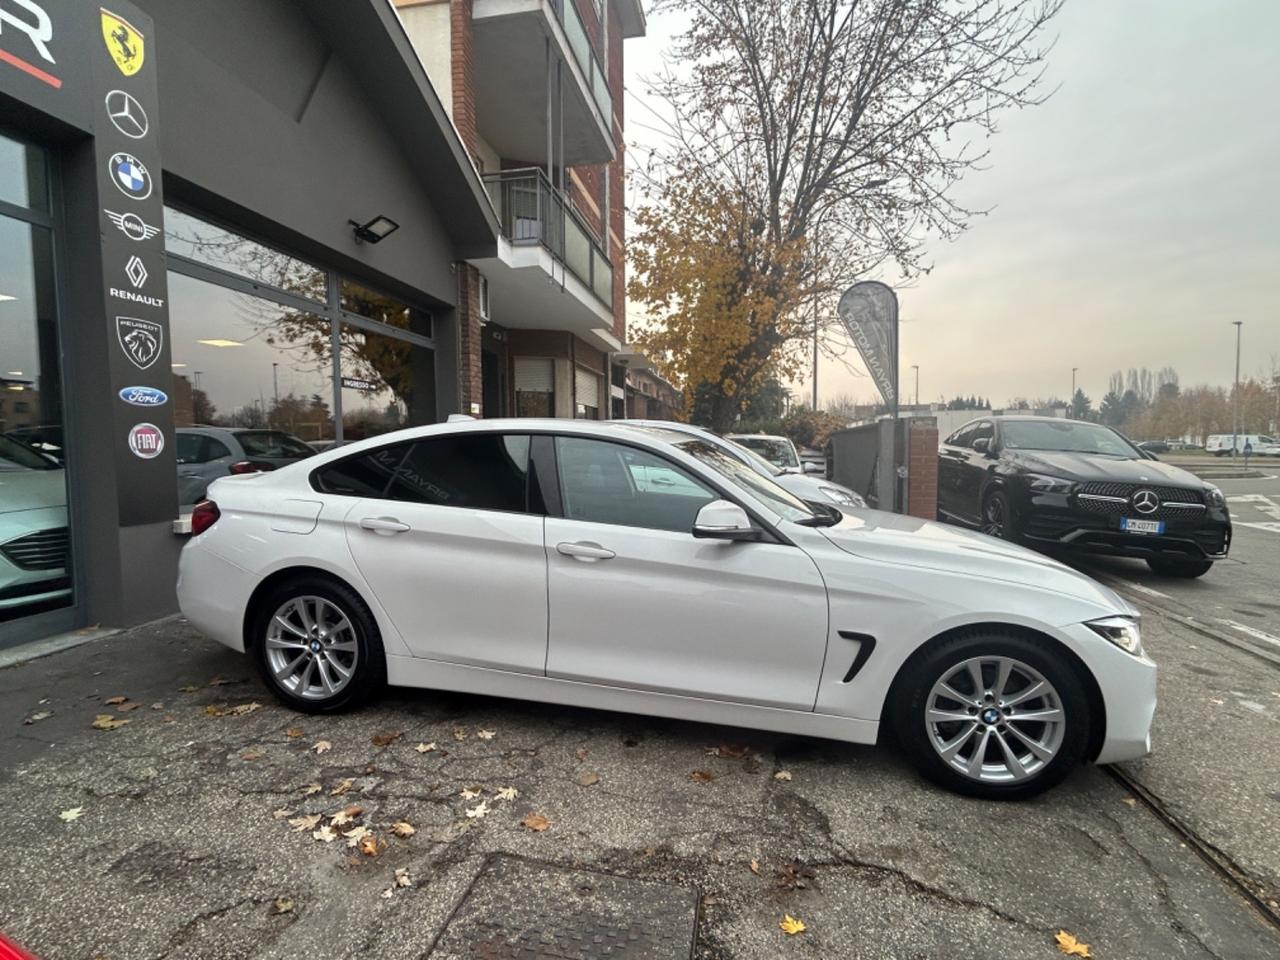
[980,490,1017,542]
[1146,557,1213,578]
[890,631,1092,800]
[249,575,386,713]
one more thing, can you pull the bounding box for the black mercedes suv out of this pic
[937,416,1231,577]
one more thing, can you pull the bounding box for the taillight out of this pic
[229,460,274,475]
[191,499,220,536]
[0,932,41,960]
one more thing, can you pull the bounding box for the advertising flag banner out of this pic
[837,281,899,409]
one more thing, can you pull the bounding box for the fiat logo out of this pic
[1131,489,1160,515]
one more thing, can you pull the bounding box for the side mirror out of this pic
[802,461,824,475]
[972,437,992,455]
[693,499,761,541]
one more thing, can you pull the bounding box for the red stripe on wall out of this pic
[0,48,62,88]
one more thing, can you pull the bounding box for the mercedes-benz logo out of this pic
[105,89,149,139]
[1132,489,1160,515]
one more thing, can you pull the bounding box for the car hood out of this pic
[1006,450,1203,487]
[0,469,66,513]
[816,509,1131,613]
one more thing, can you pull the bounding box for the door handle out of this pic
[359,516,410,535]
[651,476,676,486]
[556,540,616,561]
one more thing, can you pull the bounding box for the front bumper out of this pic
[1059,621,1156,763]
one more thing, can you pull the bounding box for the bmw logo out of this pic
[309,640,322,653]
[981,708,1001,725]
[109,152,152,200]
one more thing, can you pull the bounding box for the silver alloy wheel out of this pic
[925,655,1066,784]
[265,595,359,700]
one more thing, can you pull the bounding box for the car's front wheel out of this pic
[891,631,1091,800]
[1146,557,1213,578]
[250,576,386,713]
[980,490,1017,542]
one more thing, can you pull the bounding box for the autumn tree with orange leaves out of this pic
[629,0,1064,431]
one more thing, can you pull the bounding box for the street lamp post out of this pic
[1231,321,1243,460]
[1071,367,1078,406]
[910,364,919,407]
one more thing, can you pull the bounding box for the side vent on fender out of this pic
[838,631,877,683]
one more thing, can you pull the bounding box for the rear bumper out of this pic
[176,537,256,653]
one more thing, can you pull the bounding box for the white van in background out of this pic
[1205,434,1276,456]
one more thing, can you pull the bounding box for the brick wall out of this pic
[456,263,484,413]
[450,0,478,157]
[907,424,940,520]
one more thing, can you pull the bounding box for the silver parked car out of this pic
[177,427,316,506]
[0,434,70,616]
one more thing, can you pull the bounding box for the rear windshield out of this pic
[235,431,315,459]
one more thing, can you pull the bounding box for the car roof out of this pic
[725,432,789,440]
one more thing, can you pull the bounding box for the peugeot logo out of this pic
[1132,489,1160,515]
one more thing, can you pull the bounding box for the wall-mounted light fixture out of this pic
[349,215,400,245]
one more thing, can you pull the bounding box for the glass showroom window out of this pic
[0,134,72,626]
[338,322,435,441]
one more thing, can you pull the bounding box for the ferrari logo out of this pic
[100,8,143,77]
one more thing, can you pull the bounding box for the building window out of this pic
[514,358,555,417]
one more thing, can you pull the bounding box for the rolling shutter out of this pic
[574,366,600,409]
[514,358,554,393]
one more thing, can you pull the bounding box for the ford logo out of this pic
[119,385,168,407]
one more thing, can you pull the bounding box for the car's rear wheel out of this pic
[980,490,1017,541]
[250,576,385,713]
[891,632,1091,800]
[1146,557,1213,578]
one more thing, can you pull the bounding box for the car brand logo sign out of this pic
[1131,489,1160,515]
[104,89,147,138]
[108,152,151,199]
[119,385,167,407]
[127,422,164,459]
[116,316,163,370]
[105,209,160,241]
[125,254,147,288]
[100,8,143,76]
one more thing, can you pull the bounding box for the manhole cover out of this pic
[428,854,698,960]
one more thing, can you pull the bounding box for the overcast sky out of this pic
[623,0,1280,409]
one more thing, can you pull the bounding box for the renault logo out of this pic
[1132,489,1160,515]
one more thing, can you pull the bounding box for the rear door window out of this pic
[312,444,410,497]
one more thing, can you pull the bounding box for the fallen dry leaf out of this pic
[205,702,261,718]
[1055,930,1091,957]
[707,743,750,758]
[301,783,322,796]
[390,821,416,838]
[59,807,84,822]
[371,730,403,747]
[494,786,519,802]
[312,740,332,755]
[91,714,130,731]
[343,825,372,847]
[272,808,294,820]
[24,711,52,724]
[776,862,817,890]
[241,748,264,761]
[477,729,495,740]
[1209,698,1224,706]
[312,825,339,843]
[284,728,304,739]
[330,806,362,827]
[381,866,413,898]
[749,859,760,875]
[1122,797,1137,808]
[150,702,164,710]
[272,897,294,915]
[773,770,793,782]
[578,772,600,787]
[688,770,716,784]
[178,684,200,693]
[289,814,322,832]
[415,742,437,754]
[465,800,490,820]
[208,676,236,686]
[358,835,380,857]
[575,748,589,761]
[330,778,355,796]
[521,812,551,832]
[104,696,128,706]
[452,726,468,741]
[117,702,141,712]
[460,786,483,800]
[779,915,807,936]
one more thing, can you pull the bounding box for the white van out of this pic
[1205,434,1276,456]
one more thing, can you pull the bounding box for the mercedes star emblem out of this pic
[1131,489,1160,515]
[105,89,149,139]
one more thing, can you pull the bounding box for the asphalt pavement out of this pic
[2,615,1279,959]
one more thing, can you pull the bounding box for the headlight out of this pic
[818,485,865,508]
[1025,474,1075,493]
[1204,485,1225,508]
[1086,616,1144,656]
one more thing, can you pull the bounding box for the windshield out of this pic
[1001,420,1138,457]
[732,436,799,468]
[677,439,816,522]
[0,435,59,471]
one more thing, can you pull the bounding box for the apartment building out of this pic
[395,0,646,420]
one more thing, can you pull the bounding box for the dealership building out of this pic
[0,0,647,648]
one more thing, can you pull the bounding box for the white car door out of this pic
[319,432,548,674]
[543,435,829,710]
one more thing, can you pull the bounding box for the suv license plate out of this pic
[1121,518,1164,535]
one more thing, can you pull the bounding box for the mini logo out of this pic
[119,385,167,407]
[108,152,151,199]
[1132,489,1160,515]
[104,89,148,138]
[105,209,160,241]
[125,254,147,288]
[127,422,164,459]
[116,316,163,370]
[100,8,144,77]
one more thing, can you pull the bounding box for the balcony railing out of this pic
[549,0,612,125]
[484,167,613,309]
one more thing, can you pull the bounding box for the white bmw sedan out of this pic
[177,419,1155,800]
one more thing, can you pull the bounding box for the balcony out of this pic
[470,168,617,350]
[472,0,615,165]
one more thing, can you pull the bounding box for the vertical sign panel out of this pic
[90,2,175,525]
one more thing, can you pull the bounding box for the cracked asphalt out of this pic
[1,616,1278,959]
